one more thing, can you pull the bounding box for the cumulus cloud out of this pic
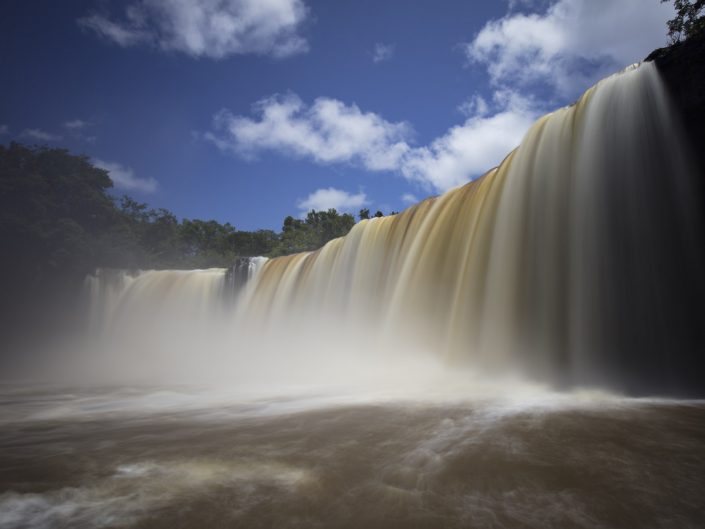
[78,0,309,59]
[401,193,418,204]
[372,43,395,63]
[465,0,673,97]
[401,90,538,191]
[205,1,674,194]
[20,129,62,142]
[206,90,538,193]
[298,187,368,214]
[206,93,412,171]
[93,159,158,193]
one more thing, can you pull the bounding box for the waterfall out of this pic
[85,268,228,333]
[85,62,704,394]
[85,258,272,336]
[225,257,269,298]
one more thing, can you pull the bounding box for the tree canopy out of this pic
[0,142,382,282]
[662,0,705,42]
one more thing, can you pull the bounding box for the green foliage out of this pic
[662,0,705,42]
[0,143,360,283]
[0,142,116,282]
[272,209,356,256]
[358,208,370,220]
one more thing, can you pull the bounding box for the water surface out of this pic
[1,385,703,529]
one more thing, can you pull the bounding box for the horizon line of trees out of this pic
[0,142,400,285]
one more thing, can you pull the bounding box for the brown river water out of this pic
[0,385,703,529]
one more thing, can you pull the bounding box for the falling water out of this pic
[78,62,705,394]
[233,61,704,394]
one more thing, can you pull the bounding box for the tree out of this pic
[359,208,370,220]
[0,142,123,348]
[373,210,384,218]
[1,142,357,272]
[272,209,355,256]
[229,229,279,257]
[662,0,705,42]
[0,142,117,281]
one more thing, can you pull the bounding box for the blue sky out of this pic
[0,0,674,230]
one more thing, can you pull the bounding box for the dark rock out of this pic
[646,30,705,175]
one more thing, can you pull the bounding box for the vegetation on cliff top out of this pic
[0,142,379,282]
[662,0,705,43]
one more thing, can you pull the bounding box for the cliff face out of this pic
[646,31,705,174]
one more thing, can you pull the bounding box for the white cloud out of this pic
[79,0,309,59]
[457,94,489,118]
[206,93,412,171]
[298,187,368,214]
[466,0,673,97]
[206,90,537,193]
[64,119,90,130]
[203,0,675,196]
[93,159,158,193]
[20,129,62,142]
[401,90,538,191]
[401,193,418,204]
[0,125,8,135]
[372,43,395,63]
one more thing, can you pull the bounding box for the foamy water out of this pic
[1,384,703,529]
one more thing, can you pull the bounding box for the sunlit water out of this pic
[1,383,704,529]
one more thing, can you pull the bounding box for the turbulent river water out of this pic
[1,385,704,529]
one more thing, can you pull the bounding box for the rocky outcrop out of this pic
[646,30,705,174]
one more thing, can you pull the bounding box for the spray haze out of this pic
[59,61,705,397]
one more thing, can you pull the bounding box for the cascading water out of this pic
[82,62,704,394]
[81,260,268,382]
[233,61,704,394]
